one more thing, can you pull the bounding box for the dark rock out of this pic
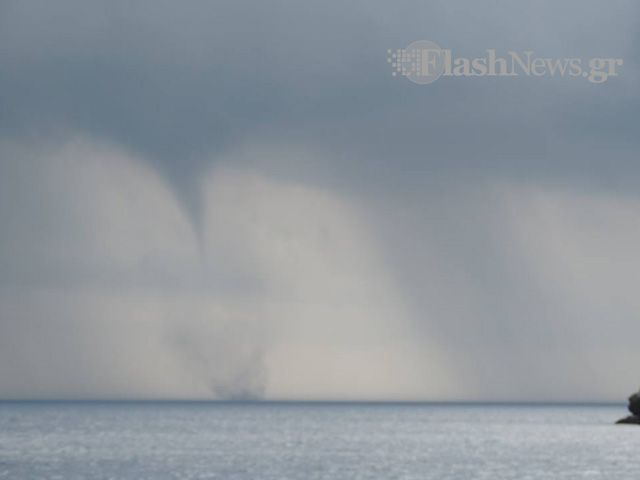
[629,392,640,416]
[616,389,640,424]
[616,415,640,425]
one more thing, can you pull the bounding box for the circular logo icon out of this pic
[402,40,444,85]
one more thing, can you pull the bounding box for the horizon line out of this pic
[0,398,627,406]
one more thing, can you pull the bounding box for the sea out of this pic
[0,402,638,480]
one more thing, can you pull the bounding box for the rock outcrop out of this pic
[616,389,640,424]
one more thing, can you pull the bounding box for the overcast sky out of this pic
[0,0,639,401]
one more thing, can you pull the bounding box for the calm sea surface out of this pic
[0,402,637,479]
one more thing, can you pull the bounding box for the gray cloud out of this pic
[3,0,637,215]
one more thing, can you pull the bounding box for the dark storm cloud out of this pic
[2,0,637,219]
[0,0,381,226]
